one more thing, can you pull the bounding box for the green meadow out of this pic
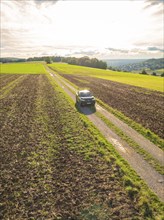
[0,63,47,74]
[49,63,164,92]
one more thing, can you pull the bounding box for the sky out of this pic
[1,0,164,59]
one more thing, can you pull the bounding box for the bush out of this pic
[141,69,147,75]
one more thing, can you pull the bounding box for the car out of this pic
[76,89,96,107]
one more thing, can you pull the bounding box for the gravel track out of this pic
[46,66,164,201]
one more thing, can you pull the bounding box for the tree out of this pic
[141,69,147,75]
[44,57,52,64]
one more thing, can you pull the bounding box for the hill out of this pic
[106,58,164,74]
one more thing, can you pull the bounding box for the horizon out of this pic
[1,56,163,61]
[1,0,164,59]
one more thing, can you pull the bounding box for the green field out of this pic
[49,63,164,92]
[0,63,47,74]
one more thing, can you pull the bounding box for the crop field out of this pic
[49,63,163,92]
[1,70,163,219]
[0,63,47,74]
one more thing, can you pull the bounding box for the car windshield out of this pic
[79,91,92,97]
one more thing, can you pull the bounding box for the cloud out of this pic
[34,0,58,7]
[105,48,129,54]
[1,0,163,59]
[60,48,100,58]
[147,47,164,52]
[144,0,164,7]
[73,50,99,56]
[134,40,163,48]
[144,0,164,9]
[153,8,163,16]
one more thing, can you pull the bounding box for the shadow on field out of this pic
[75,103,96,115]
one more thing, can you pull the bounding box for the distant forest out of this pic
[0,56,107,70]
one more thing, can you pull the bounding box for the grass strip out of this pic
[46,71,164,219]
[96,111,164,175]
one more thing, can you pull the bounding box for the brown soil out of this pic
[60,74,164,139]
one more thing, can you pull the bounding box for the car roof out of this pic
[79,90,90,93]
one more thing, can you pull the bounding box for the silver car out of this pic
[76,90,96,107]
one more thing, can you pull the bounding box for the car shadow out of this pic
[75,103,96,115]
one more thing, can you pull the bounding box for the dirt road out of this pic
[46,66,164,201]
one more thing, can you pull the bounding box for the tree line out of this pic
[0,56,107,70]
[28,56,107,69]
[62,56,107,69]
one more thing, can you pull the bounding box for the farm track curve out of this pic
[45,65,164,201]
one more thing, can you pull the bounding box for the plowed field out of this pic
[0,73,163,219]
[60,74,164,139]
